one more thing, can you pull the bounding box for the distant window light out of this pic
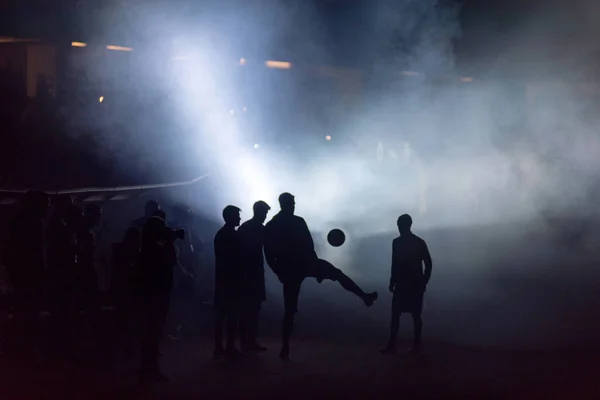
[71,41,87,47]
[460,77,473,83]
[239,58,246,65]
[242,106,247,112]
[325,135,332,141]
[98,96,104,103]
[106,45,133,52]
[266,60,291,69]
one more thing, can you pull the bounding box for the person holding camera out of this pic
[138,215,182,383]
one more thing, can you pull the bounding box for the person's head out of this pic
[123,227,141,249]
[397,214,413,235]
[66,205,83,229]
[21,190,49,219]
[52,194,73,218]
[252,200,271,224]
[142,216,166,246]
[144,200,160,217]
[278,192,295,215]
[152,209,166,221]
[222,205,241,227]
[84,203,102,227]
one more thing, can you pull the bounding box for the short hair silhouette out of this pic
[222,205,241,223]
[145,200,160,216]
[397,214,413,231]
[52,194,73,216]
[278,192,294,206]
[85,203,102,218]
[253,200,271,214]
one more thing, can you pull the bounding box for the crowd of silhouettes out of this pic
[1,188,433,385]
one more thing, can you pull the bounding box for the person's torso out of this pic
[393,234,425,279]
[239,219,265,270]
[214,227,242,282]
[266,214,314,261]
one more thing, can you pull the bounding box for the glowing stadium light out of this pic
[460,77,473,83]
[253,144,260,149]
[325,135,332,141]
[71,41,87,47]
[106,45,133,52]
[98,96,104,103]
[229,109,235,115]
[265,60,292,69]
[239,58,246,65]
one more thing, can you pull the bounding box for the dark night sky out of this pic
[0,0,588,74]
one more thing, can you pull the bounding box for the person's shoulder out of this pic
[293,215,307,224]
[412,233,428,246]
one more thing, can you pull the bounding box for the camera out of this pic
[164,227,185,242]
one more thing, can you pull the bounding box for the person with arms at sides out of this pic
[380,214,432,355]
[238,200,270,352]
[138,216,174,383]
[213,205,244,357]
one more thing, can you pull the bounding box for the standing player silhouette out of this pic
[380,214,432,354]
[264,192,378,360]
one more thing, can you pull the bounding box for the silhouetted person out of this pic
[380,214,432,355]
[76,203,102,314]
[4,191,49,356]
[46,194,76,356]
[132,200,160,229]
[213,205,243,358]
[110,227,141,360]
[264,192,378,360]
[138,216,173,383]
[238,200,270,352]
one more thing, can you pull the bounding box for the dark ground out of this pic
[2,217,600,399]
[1,298,599,399]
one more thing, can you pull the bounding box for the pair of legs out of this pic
[140,290,171,382]
[381,290,424,353]
[240,302,266,352]
[214,309,239,357]
[279,258,378,360]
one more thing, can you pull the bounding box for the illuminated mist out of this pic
[68,0,600,349]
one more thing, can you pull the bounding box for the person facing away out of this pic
[46,194,77,355]
[238,200,270,353]
[264,192,378,360]
[5,191,49,309]
[380,214,432,355]
[111,227,141,358]
[138,216,173,383]
[76,203,102,313]
[132,200,160,230]
[213,205,243,358]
